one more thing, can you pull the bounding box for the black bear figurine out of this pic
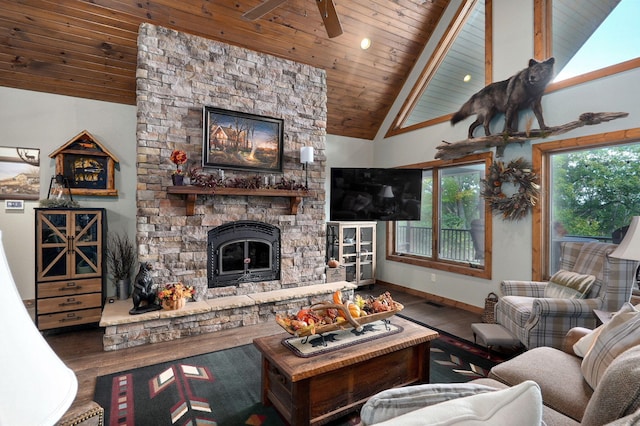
[129,262,162,314]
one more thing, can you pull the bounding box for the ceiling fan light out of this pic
[360,38,371,50]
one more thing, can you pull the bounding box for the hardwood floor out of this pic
[45,284,482,415]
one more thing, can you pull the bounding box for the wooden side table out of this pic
[253,316,438,426]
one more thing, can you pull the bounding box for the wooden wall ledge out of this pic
[167,186,313,215]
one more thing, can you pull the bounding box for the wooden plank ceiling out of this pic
[0,0,449,140]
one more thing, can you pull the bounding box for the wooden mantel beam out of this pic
[167,186,313,216]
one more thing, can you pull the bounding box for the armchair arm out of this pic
[531,297,602,319]
[561,327,593,355]
[500,280,547,297]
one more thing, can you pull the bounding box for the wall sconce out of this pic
[47,174,74,202]
[300,146,314,189]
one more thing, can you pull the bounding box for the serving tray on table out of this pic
[276,300,404,337]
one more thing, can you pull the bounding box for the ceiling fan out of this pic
[242,0,343,38]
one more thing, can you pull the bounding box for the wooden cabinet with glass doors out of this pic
[326,221,376,287]
[35,208,105,330]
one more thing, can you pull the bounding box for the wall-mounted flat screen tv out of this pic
[330,168,423,221]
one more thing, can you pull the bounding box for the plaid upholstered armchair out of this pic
[495,241,638,350]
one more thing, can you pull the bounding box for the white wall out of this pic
[0,87,137,299]
[360,0,640,308]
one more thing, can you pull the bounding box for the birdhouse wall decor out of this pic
[49,130,119,196]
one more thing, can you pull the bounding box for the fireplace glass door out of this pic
[220,239,271,275]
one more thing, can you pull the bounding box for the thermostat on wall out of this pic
[5,200,24,210]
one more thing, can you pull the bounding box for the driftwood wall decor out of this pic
[435,112,629,160]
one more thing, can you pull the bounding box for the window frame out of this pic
[386,152,493,279]
[531,127,640,281]
[534,0,640,94]
[386,0,493,137]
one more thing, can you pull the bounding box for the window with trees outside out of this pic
[387,153,492,279]
[532,129,640,280]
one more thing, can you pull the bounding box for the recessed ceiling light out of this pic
[360,38,371,50]
[463,74,472,83]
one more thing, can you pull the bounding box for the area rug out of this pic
[94,344,284,426]
[398,314,518,383]
[282,320,402,357]
[94,323,507,426]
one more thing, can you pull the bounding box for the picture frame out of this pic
[203,106,284,173]
[0,146,40,200]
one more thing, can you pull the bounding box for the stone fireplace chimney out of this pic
[135,23,327,300]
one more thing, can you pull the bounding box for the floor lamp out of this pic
[610,216,640,297]
[610,217,640,262]
[0,231,78,425]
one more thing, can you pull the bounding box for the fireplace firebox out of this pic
[207,221,281,287]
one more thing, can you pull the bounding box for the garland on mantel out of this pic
[481,158,540,221]
[188,167,307,190]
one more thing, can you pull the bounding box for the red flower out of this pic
[170,150,187,166]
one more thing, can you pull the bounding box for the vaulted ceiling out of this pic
[0,0,451,140]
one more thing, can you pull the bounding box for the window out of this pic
[535,0,640,90]
[387,153,492,279]
[387,0,492,136]
[532,128,640,279]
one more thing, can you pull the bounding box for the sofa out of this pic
[359,303,640,425]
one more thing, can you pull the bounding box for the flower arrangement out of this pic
[170,150,187,175]
[157,282,195,302]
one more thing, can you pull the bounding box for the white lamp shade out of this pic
[610,216,640,261]
[300,146,314,164]
[381,185,394,198]
[0,231,78,425]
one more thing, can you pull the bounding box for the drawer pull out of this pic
[60,314,82,323]
[60,298,82,307]
[59,282,82,291]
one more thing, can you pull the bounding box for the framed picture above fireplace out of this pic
[202,106,284,173]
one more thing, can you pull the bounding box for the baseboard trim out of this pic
[375,280,484,315]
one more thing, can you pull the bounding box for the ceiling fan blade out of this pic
[316,0,343,38]
[242,0,289,21]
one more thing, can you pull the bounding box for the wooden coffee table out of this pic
[253,316,438,425]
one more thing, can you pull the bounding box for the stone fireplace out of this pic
[135,23,328,302]
[207,221,281,287]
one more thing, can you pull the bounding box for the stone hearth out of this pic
[101,282,356,351]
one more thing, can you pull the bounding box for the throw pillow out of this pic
[544,269,596,299]
[573,303,635,357]
[581,303,640,389]
[359,383,498,426]
[581,345,640,426]
[367,380,542,426]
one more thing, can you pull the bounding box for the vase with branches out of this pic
[106,232,136,300]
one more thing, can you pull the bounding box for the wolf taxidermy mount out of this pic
[451,57,555,139]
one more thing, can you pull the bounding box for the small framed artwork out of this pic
[203,106,284,173]
[0,146,40,200]
[49,130,119,196]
